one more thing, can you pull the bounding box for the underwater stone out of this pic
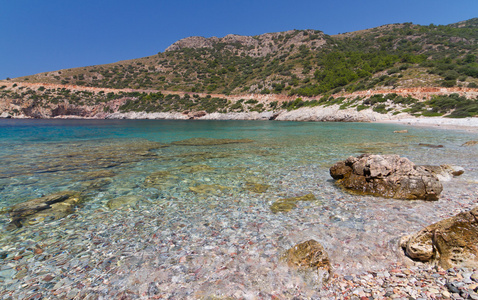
[144,171,178,189]
[171,137,254,146]
[7,191,83,229]
[244,182,270,193]
[462,140,478,146]
[106,195,141,210]
[189,184,230,195]
[283,239,331,283]
[178,164,215,173]
[79,170,116,181]
[270,193,316,213]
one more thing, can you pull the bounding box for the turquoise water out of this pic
[0,119,477,298]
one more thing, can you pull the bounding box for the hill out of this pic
[0,18,477,119]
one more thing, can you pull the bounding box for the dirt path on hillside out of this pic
[2,81,478,104]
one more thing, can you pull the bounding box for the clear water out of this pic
[0,119,477,298]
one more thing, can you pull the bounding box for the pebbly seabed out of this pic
[0,119,477,299]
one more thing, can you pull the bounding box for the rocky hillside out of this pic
[1,18,477,119]
[10,19,478,94]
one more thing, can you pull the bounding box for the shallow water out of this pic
[0,119,477,298]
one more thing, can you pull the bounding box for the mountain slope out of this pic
[1,18,477,119]
[12,19,478,96]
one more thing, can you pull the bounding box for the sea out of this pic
[0,119,477,298]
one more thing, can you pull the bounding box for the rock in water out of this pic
[7,191,83,229]
[462,140,478,147]
[270,193,316,213]
[106,195,141,210]
[244,182,270,193]
[171,137,254,146]
[400,206,478,269]
[283,240,331,283]
[421,164,465,182]
[330,154,443,200]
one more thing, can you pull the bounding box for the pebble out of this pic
[0,128,477,299]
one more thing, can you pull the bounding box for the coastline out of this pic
[375,116,478,133]
[2,104,478,133]
[102,105,478,133]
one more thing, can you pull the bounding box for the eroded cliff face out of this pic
[1,81,477,120]
[165,30,327,57]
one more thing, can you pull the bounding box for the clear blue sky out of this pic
[1,0,476,80]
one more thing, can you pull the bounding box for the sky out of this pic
[1,0,477,80]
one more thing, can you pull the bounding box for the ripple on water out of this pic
[0,120,477,298]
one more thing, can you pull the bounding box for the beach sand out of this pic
[376,116,478,133]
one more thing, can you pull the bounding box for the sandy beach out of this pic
[376,117,478,133]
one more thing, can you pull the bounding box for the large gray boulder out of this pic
[330,154,443,200]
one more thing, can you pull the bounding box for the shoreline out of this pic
[2,108,478,133]
[375,116,478,133]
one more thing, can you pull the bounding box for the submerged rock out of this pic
[80,178,112,191]
[79,170,116,181]
[330,154,443,200]
[7,191,83,229]
[3,140,167,178]
[270,193,316,213]
[175,151,231,162]
[144,171,178,189]
[106,195,141,210]
[171,137,254,146]
[400,206,478,269]
[244,182,270,193]
[283,240,331,283]
[462,140,478,147]
[418,143,444,148]
[189,184,230,195]
[177,164,216,173]
[421,164,465,181]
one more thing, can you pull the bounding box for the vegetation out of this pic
[2,18,478,117]
[11,18,478,98]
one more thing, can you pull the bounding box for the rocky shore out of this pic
[3,106,478,133]
[104,107,478,132]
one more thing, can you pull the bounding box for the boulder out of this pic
[283,240,331,283]
[400,206,478,269]
[330,154,443,200]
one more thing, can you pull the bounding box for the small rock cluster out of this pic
[321,265,478,299]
